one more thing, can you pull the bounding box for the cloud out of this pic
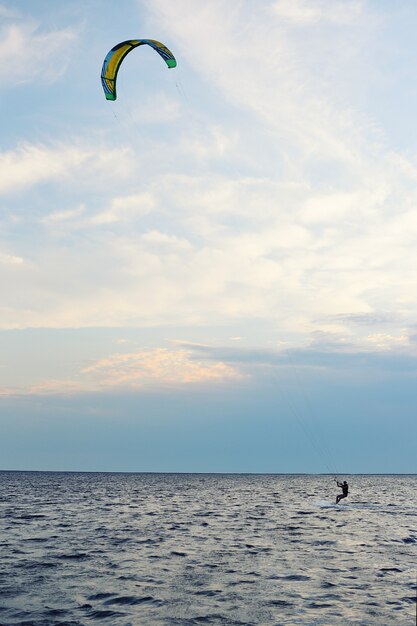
[90,192,156,225]
[82,348,244,387]
[326,312,400,326]
[0,20,77,85]
[2,163,417,339]
[1,332,415,399]
[0,347,244,396]
[128,93,182,124]
[0,251,24,265]
[41,204,86,225]
[271,0,363,25]
[365,333,409,351]
[178,126,240,162]
[1,0,417,352]
[0,4,20,19]
[144,0,379,168]
[172,338,417,375]
[0,141,134,196]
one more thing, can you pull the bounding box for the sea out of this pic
[0,472,416,626]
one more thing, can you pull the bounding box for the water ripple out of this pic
[0,472,416,625]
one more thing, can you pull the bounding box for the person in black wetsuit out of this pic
[336,480,349,504]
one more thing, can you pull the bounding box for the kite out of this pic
[101,39,177,101]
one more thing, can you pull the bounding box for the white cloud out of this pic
[1,160,417,347]
[0,4,20,19]
[128,93,182,124]
[0,251,24,265]
[0,0,416,358]
[0,21,77,85]
[0,347,244,396]
[144,0,375,167]
[81,348,244,387]
[91,192,156,225]
[41,204,86,224]
[178,126,239,161]
[0,142,134,196]
[271,0,363,25]
[366,333,409,351]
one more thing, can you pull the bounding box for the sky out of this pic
[1,0,417,473]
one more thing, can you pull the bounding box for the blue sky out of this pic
[1,0,416,472]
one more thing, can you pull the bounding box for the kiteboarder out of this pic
[336,480,349,504]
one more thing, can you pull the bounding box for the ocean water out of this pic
[0,472,416,626]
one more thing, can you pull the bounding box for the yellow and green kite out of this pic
[101,39,177,101]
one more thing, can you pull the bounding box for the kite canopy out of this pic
[101,39,177,101]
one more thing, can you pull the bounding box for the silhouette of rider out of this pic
[336,480,348,504]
